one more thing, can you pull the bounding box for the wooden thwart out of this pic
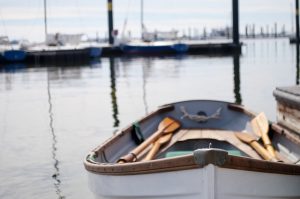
[157,129,262,160]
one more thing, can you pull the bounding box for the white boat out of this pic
[84,100,300,199]
[0,36,27,63]
[23,1,102,58]
[120,41,188,55]
[119,0,188,55]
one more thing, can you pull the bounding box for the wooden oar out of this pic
[235,132,277,162]
[117,117,180,163]
[251,112,276,157]
[143,133,173,161]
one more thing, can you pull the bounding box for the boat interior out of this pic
[86,100,300,173]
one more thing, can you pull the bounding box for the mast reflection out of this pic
[233,53,242,104]
[109,57,120,128]
[296,40,299,85]
[142,59,152,115]
[47,68,65,199]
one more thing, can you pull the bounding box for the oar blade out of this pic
[251,118,261,137]
[143,133,173,161]
[118,117,180,163]
[158,117,175,131]
[163,121,180,134]
[256,112,269,134]
[158,133,173,144]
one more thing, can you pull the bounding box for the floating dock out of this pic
[101,41,241,57]
[0,40,241,65]
[25,46,102,65]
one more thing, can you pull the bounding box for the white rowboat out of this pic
[84,100,300,199]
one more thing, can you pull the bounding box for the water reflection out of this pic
[274,40,278,58]
[47,69,65,199]
[233,53,242,104]
[297,41,300,85]
[142,59,151,115]
[109,57,120,128]
[0,63,26,73]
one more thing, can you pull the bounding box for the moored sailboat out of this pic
[120,0,188,55]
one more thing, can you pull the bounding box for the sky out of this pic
[0,0,295,42]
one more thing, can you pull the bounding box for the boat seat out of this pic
[156,129,262,160]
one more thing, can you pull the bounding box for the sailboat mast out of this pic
[44,0,48,41]
[141,0,143,39]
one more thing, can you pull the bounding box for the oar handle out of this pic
[117,128,164,163]
[261,134,276,157]
[117,118,180,163]
[143,141,160,161]
[265,144,276,157]
[250,141,276,161]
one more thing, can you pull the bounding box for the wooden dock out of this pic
[101,41,241,57]
[273,86,300,137]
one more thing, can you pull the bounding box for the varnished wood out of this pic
[251,112,276,157]
[143,133,173,161]
[158,129,262,159]
[117,117,180,163]
[235,132,276,161]
[84,151,300,176]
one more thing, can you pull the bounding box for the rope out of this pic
[180,106,222,123]
[121,0,132,40]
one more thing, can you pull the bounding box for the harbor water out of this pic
[0,38,297,199]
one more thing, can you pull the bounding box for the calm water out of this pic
[0,38,297,199]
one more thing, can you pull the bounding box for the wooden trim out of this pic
[223,155,300,175]
[227,103,257,117]
[85,155,198,175]
[84,149,300,176]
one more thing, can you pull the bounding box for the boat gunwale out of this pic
[84,151,300,176]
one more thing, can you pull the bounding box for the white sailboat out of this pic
[26,0,102,58]
[120,0,188,54]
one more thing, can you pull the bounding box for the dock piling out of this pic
[232,0,239,47]
[107,0,114,45]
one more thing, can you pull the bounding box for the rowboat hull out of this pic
[84,100,300,199]
[88,163,300,199]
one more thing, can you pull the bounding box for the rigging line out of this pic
[121,0,132,38]
[75,0,86,35]
[142,60,149,115]
[0,7,12,49]
[24,0,43,42]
